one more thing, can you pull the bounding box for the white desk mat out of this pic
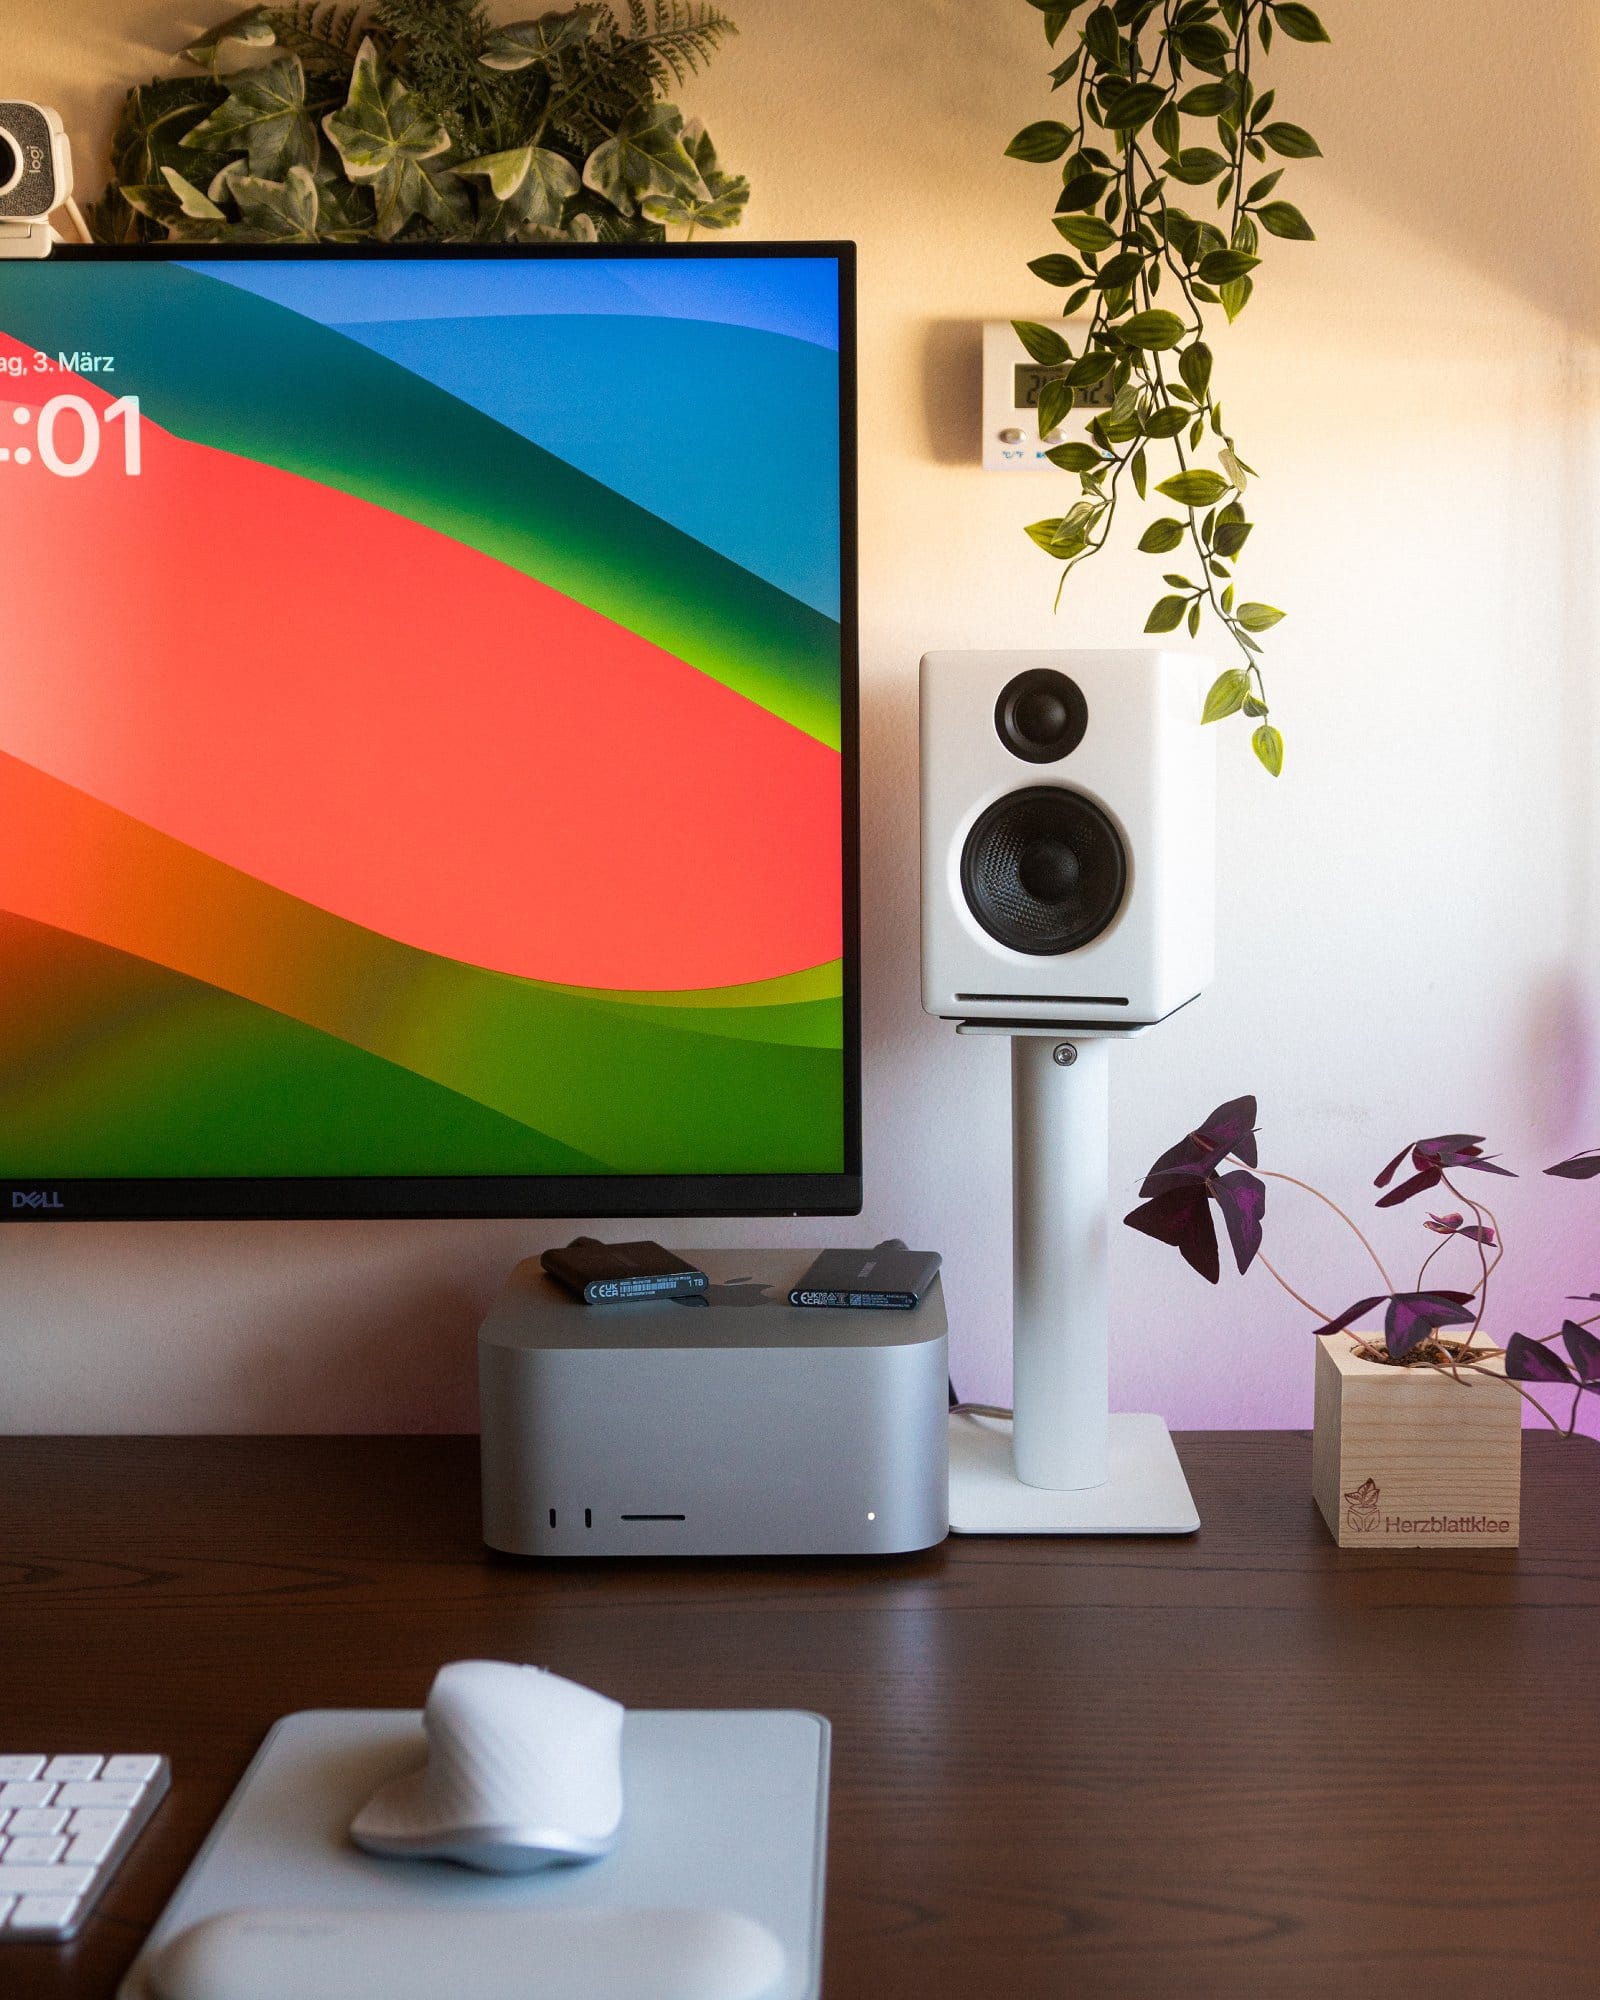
[119,1708,829,2000]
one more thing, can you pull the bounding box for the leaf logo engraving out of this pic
[1343,1477,1380,1531]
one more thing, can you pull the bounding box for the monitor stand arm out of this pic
[947,1027,1199,1535]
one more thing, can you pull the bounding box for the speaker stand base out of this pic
[948,1411,1199,1536]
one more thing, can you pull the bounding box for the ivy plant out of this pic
[1007,0,1329,775]
[90,0,746,248]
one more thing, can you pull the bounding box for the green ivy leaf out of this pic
[1202,668,1251,722]
[1084,5,1123,68]
[1066,349,1116,386]
[1257,199,1315,239]
[1187,599,1202,637]
[1007,120,1074,162]
[1156,468,1229,507]
[1131,445,1148,497]
[1178,340,1213,398]
[638,120,749,231]
[1220,273,1254,321]
[459,143,580,227]
[479,11,599,71]
[1141,406,1188,438]
[584,104,706,219]
[231,163,323,239]
[1099,81,1166,130]
[1094,249,1144,289]
[182,55,318,178]
[1260,120,1321,158]
[1138,517,1185,553]
[1273,4,1330,43]
[1151,103,1180,156]
[1145,594,1188,633]
[1197,248,1261,284]
[1052,213,1117,252]
[322,38,467,240]
[160,165,226,221]
[182,5,275,72]
[1058,171,1112,211]
[1026,517,1068,551]
[1013,319,1072,365]
[1252,723,1285,774]
[1176,83,1236,116]
[1120,308,1187,350]
[1164,146,1230,184]
[1028,252,1087,285]
[1037,379,1078,437]
[1237,601,1286,631]
[1046,440,1102,471]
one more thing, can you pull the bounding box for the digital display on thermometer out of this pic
[0,393,141,474]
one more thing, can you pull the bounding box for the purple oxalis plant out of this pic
[1124,1100,1600,1433]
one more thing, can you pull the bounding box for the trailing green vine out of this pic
[1007,0,1329,775]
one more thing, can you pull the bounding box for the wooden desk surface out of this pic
[2,1432,1597,1999]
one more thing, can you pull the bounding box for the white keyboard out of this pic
[0,1754,169,1940]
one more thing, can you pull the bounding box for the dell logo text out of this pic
[12,1190,64,1210]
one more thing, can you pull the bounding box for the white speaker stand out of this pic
[948,1025,1199,1536]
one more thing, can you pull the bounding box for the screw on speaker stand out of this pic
[949,1023,1199,1536]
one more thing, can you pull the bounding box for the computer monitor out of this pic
[0,242,859,1221]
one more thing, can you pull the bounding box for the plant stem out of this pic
[1255,1249,1335,1324]
[1229,1156,1395,1292]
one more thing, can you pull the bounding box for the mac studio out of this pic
[5,7,1599,1999]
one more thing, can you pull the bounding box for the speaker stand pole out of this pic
[947,1026,1199,1536]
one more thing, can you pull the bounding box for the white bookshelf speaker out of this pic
[920,649,1215,1028]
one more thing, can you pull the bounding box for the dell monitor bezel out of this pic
[0,240,861,1221]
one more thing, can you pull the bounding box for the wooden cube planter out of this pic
[1312,1334,1521,1548]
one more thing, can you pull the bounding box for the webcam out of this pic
[0,102,85,258]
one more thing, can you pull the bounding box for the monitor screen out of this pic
[0,244,858,1220]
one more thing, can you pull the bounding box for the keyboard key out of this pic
[8,1894,82,1935]
[0,1783,55,1809]
[65,1828,119,1867]
[7,1809,67,1837]
[101,1757,161,1785]
[42,1757,103,1784]
[0,1865,93,1898]
[66,1808,129,1839]
[55,1781,142,1810]
[3,1837,65,1865]
[0,1760,43,1783]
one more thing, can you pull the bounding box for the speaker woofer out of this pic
[960,786,1127,955]
[994,667,1088,763]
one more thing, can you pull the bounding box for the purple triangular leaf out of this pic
[1458,1157,1516,1178]
[1202,1095,1258,1169]
[1140,1096,1258,1193]
[1419,1133,1489,1166]
[1546,1152,1600,1180]
[1384,1290,1475,1359]
[1567,1293,1600,1303]
[1375,1165,1443,1210]
[1311,1296,1387,1339]
[1374,1144,1413,1189]
[1505,1332,1576,1385]
[1559,1321,1600,1384]
[1123,1186,1220,1285]
[1212,1169,1266,1275]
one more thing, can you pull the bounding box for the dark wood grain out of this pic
[2,1432,1597,1999]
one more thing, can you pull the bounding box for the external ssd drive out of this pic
[789,1242,942,1310]
[541,1238,709,1305]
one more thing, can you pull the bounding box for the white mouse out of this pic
[147,1905,787,2000]
[350,1661,624,1873]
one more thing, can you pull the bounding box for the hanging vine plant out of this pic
[1008,0,1329,775]
[90,1,746,248]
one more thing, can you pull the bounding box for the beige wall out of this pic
[4,1,1599,1431]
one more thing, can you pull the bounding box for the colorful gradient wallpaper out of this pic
[0,251,848,1185]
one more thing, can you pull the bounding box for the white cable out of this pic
[62,194,90,243]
